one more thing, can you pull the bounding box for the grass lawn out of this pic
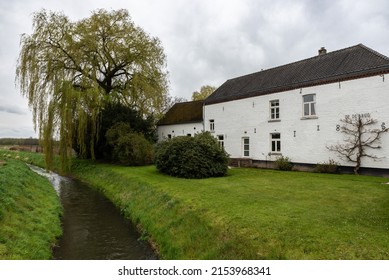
[69,160,389,260]
[4,149,389,259]
[0,153,62,259]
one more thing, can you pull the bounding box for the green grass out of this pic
[69,160,389,260]
[0,152,62,259]
[7,150,389,259]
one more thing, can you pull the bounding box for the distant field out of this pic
[0,138,39,152]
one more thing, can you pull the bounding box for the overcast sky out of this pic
[1,0,389,138]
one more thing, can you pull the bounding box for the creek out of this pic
[29,165,156,260]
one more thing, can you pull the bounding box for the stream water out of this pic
[29,165,156,260]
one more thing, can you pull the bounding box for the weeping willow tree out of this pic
[16,9,169,172]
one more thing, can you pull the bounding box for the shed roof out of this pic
[157,100,203,126]
[205,44,389,105]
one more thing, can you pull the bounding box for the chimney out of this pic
[318,47,327,55]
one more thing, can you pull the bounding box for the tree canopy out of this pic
[191,85,216,101]
[16,9,169,171]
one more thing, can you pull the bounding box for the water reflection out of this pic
[29,165,156,260]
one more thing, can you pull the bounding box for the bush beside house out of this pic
[314,159,339,174]
[275,156,293,171]
[154,132,229,179]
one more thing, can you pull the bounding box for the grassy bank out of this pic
[0,153,62,259]
[70,160,389,259]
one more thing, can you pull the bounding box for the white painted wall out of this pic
[157,122,204,141]
[204,75,389,169]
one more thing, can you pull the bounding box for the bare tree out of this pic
[161,95,188,114]
[327,114,388,175]
[328,114,388,174]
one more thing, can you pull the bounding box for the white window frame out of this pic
[302,94,316,117]
[270,133,281,153]
[217,135,224,149]
[269,99,280,120]
[242,137,250,157]
[209,119,215,132]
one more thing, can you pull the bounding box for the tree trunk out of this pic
[354,117,363,175]
[354,161,360,175]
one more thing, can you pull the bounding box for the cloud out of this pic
[1,0,389,138]
[0,123,36,138]
[0,105,26,115]
[0,107,36,138]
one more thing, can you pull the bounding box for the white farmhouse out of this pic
[203,44,389,174]
[157,100,204,140]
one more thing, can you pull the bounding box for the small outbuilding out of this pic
[157,100,204,140]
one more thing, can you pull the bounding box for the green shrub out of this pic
[154,132,229,179]
[275,155,293,171]
[106,122,153,166]
[315,159,339,174]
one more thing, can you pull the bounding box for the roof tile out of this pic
[158,100,203,125]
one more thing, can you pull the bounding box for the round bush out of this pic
[154,132,229,179]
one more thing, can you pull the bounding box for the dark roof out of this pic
[157,100,203,126]
[205,44,389,105]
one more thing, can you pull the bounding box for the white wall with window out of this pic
[242,137,250,157]
[157,122,204,141]
[302,94,316,117]
[209,119,215,132]
[269,99,280,120]
[204,75,389,169]
[270,133,281,153]
[204,98,263,160]
[217,135,224,149]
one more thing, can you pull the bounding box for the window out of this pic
[271,133,281,153]
[270,99,280,120]
[217,135,224,149]
[209,119,215,132]
[303,94,316,117]
[242,137,250,157]
[167,134,172,139]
